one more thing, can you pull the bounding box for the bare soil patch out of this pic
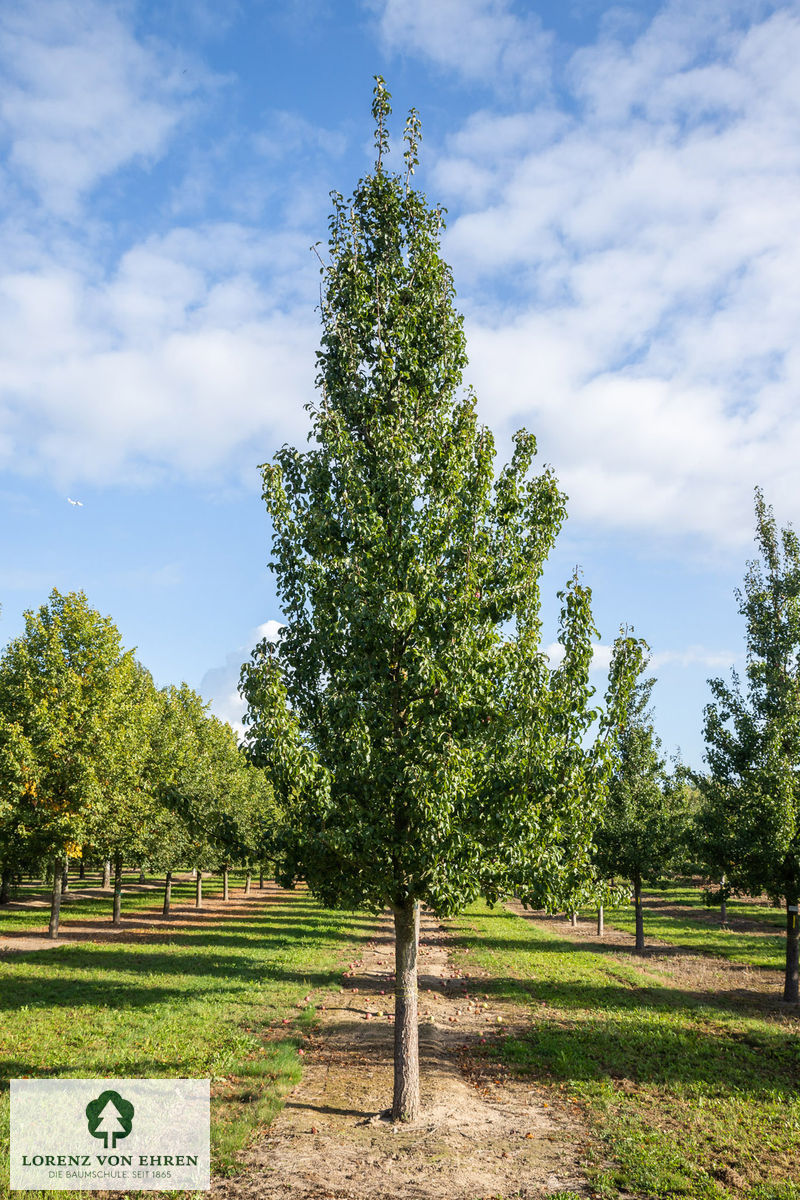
[214,909,590,1200]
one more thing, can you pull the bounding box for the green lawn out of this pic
[576,881,788,971]
[0,885,376,1200]
[449,901,800,1200]
[0,870,257,933]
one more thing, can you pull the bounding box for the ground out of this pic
[214,909,588,1200]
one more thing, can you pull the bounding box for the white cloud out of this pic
[200,620,284,739]
[0,223,321,485]
[0,0,205,215]
[543,641,612,672]
[429,2,800,544]
[373,0,554,92]
[650,646,738,670]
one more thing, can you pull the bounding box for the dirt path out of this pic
[214,909,589,1200]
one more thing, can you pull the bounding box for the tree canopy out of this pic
[702,488,800,1001]
[241,77,643,1119]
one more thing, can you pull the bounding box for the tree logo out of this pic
[85,1090,134,1149]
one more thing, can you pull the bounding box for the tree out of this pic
[89,657,164,926]
[703,489,800,1002]
[594,656,688,951]
[241,79,640,1120]
[0,717,40,902]
[0,590,127,937]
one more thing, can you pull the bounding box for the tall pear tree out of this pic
[242,79,641,1120]
[703,489,800,1002]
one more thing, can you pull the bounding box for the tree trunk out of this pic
[112,858,123,926]
[392,900,420,1122]
[162,870,173,918]
[61,861,69,893]
[245,870,251,895]
[138,867,146,884]
[195,870,202,909]
[102,860,111,889]
[259,867,264,889]
[0,869,10,904]
[569,911,578,928]
[223,867,229,901]
[720,875,727,927]
[78,858,86,881]
[48,855,64,939]
[597,906,604,937]
[633,876,645,952]
[784,893,799,1003]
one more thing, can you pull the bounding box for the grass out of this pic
[581,880,788,971]
[449,900,800,1200]
[0,882,376,1200]
[0,870,255,933]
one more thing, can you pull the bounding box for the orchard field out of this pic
[1,871,798,1200]
[3,78,800,1200]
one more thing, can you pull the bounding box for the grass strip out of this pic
[0,887,375,1200]
[583,882,787,971]
[448,901,800,1200]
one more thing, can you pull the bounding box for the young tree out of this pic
[703,489,800,1002]
[0,590,127,937]
[594,657,687,951]
[241,79,640,1120]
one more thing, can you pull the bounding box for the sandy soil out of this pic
[213,909,590,1200]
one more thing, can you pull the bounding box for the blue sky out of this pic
[2,0,799,769]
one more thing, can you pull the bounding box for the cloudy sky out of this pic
[1,0,798,766]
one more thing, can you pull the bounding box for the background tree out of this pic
[0,590,126,937]
[0,717,40,902]
[241,78,640,1121]
[594,654,688,951]
[703,489,800,1002]
[89,657,163,926]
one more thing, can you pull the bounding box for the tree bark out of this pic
[633,876,645,952]
[78,858,86,881]
[112,858,123,925]
[223,868,229,901]
[597,906,604,937]
[245,870,251,895]
[61,861,69,893]
[259,867,264,889]
[392,900,420,1122]
[569,911,578,928]
[195,870,202,909]
[720,875,727,927]
[784,893,799,1003]
[162,869,173,918]
[0,869,10,904]
[48,855,64,939]
[138,867,146,884]
[102,860,111,889]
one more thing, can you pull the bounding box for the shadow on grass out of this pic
[473,914,786,969]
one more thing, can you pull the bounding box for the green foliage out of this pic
[595,659,689,892]
[0,718,40,875]
[701,489,800,906]
[241,78,640,920]
[0,589,128,866]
